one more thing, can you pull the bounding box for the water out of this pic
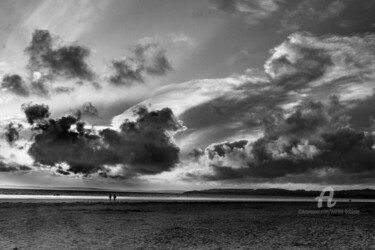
[0,194,374,203]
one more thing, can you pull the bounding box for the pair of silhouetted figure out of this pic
[109,194,117,201]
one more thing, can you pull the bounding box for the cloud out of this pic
[73,102,99,119]
[1,29,97,98]
[209,0,375,35]
[0,27,174,127]
[210,0,279,25]
[0,161,31,172]
[168,32,196,48]
[184,100,375,184]
[28,114,103,175]
[30,78,50,96]
[264,38,333,82]
[3,122,23,146]
[263,32,375,98]
[207,140,248,159]
[264,100,331,139]
[277,0,375,34]
[54,86,75,94]
[25,104,184,177]
[109,41,172,86]
[99,106,185,177]
[25,29,94,81]
[21,103,51,125]
[1,74,30,96]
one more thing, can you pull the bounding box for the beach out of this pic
[0,201,374,250]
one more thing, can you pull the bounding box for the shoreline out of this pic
[0,196,375,203]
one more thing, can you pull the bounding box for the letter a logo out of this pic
[315,186,337,208]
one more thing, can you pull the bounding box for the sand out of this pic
[0,201,374,250]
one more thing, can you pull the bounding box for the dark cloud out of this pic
[204,159,312,181]
[207,140,248,159]
[0,29,97,97]
[110,59,144,85]
[25,104,184,177]
[188,100,375,184]
[54,86,75,94]
[21,103,50,125]
[25,29,53,73]
[1,74,29,96]
[56,166,71,175]
[72,102,99,119]
[343,93,375,129]
[99,106,184,176]
[209,0,375,35]
[3,122,23,146]
[109,42,172,86]
[25,29,94,81]
[1,29,173,99]
[265,45,332,88]
[30,80,49,96]
[188,148,205,160]
[0,161,31,172]
[81,102,99,117]
[277,0,375,35]
[91,81,102,90]
[266,100,331,139]
[28,114,103,175]
[75,80,102,90]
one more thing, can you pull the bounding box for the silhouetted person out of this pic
[109,194,112,201]
[113,194,116,201]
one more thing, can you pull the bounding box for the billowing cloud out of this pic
[25,104,184,178]
[264,40,332,84]
[109,41,172,86]
[28,114,102,175]
[0,29,97,98]
[1,74,30,96]
[264,100,331,139]
[73,102,99,118]
[184,99,375,184]
[3,122,23,146]
[25,29,94,81]
[264,32,375,96]
[21,103,51,125]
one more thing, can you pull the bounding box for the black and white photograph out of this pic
[0,0,375,249]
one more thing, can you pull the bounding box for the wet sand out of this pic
[0,201,374,250]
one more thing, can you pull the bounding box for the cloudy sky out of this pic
[1,0,375,191]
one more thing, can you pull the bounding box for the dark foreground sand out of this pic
[0,201,374,250]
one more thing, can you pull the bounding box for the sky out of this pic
[1,0,375,191]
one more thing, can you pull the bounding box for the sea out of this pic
[0,188,374,203]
